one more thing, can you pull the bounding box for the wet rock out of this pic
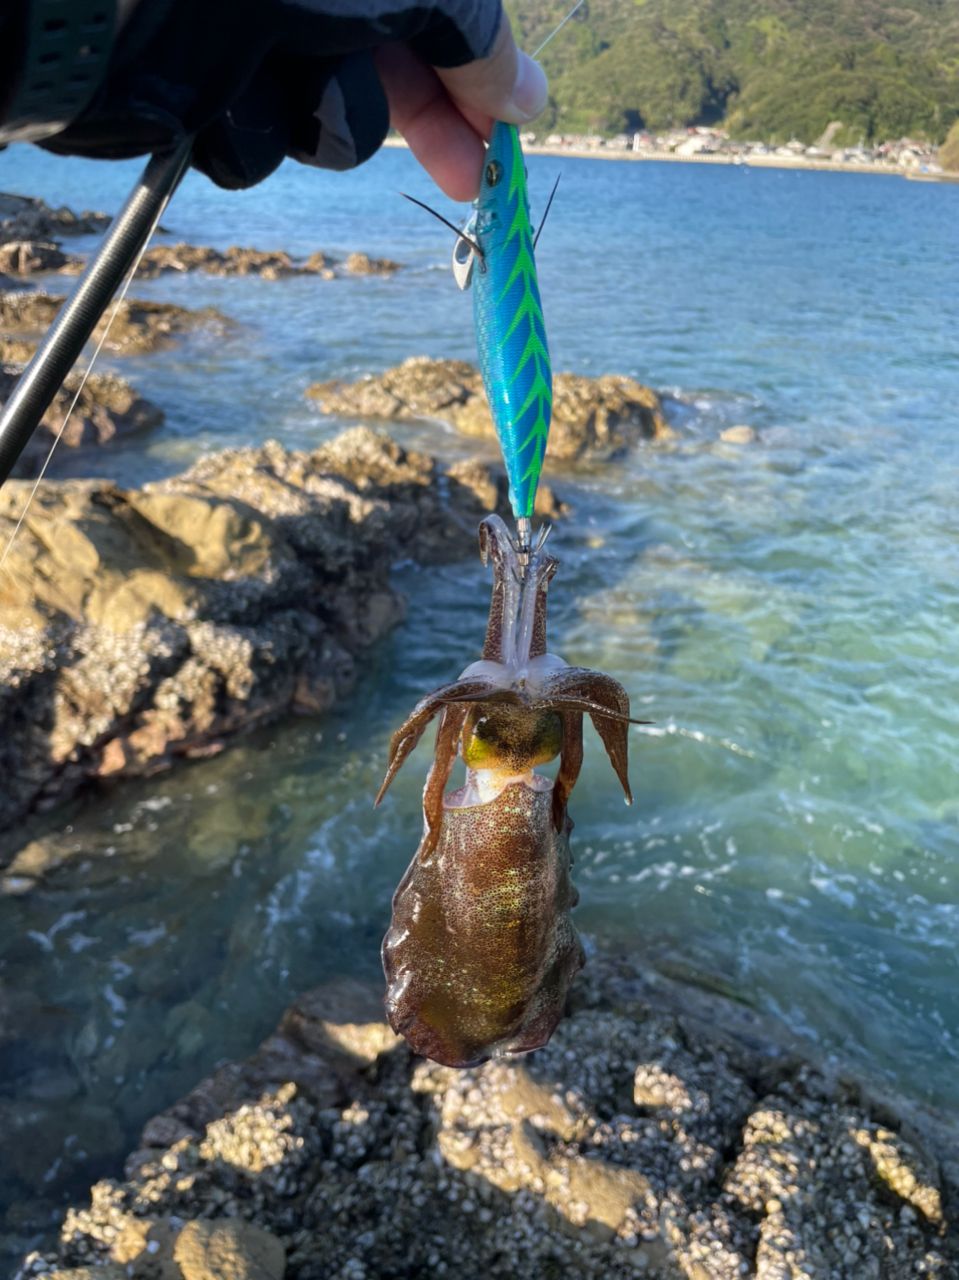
[0,365,163,476]
[138,244,300,280]
[308,356,672,462]
[343,251,400,275]
[165,1001,215,1062]
[0,1095,125,1194]
[302,251,332,274]
[43,1268,128,1280]
[0,241,83,276]
[0,292,229,357]
[0,336,35,364]
[136,242,401,280]
[720,424,758,444]
[0,193,109,242]
[17,956,958,1280]
[0,428,562,839]
[130,980,399,1165]
[173,1220,285,1280]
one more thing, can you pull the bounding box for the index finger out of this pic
[375,15,548,204]
[375,43,487,202]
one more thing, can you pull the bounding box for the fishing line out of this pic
[0,162,180,577]
[533,174,561,248]
[530,0,586,59]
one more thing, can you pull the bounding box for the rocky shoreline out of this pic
[0,364,163,476]
[0,193,109,243]
[16,954,958,1280]
[134,244,401,281]
[0,427,564,855]
[0,204,666,838]
[308,357,672,463]
[1,292,229,362]
[0,194,402,283]
[4,188,951,1280]
[0,289,231,477]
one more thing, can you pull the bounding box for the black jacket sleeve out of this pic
[0,0,503,189]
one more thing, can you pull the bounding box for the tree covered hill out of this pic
[508,0,959,144]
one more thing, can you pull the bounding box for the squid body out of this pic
[377,516,636,1068]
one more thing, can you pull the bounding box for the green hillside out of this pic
[509,0,959,144]
[941,119,959,168]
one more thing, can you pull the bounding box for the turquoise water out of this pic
[1,145,958,1252]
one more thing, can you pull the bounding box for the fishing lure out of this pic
[377,516,635,1068]
[454,121,554,561]
[448,0,588,553]
[404,119,557,564]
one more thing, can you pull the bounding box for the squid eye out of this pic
[485,160,503,187]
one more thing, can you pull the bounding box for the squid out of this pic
[377,515,638,1068]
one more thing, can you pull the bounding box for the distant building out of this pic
[675,136,712,157]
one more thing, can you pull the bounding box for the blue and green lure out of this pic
[453,122,553,549]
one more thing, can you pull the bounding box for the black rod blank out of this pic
[0,139,192,486]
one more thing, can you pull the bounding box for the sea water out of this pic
[0,143,957,1252]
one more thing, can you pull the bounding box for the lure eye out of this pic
[485,160,503,187]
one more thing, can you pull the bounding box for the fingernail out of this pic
[509,54,548,122]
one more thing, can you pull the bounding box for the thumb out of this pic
[436,15,548,126]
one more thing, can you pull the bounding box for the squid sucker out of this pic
[376,516,637,1068]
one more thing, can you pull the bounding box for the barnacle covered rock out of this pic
[308,356,672,461]
[0,363,163,475]
[0,291,229,358]
[22,959,959,1280]
[0,432,556,846]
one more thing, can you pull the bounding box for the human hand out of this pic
[377,20,548,201]
[32,0,547,201]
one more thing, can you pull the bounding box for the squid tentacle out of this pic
[375,677,495,806]
[418,705,468,860]
[552,710,583,832]
[539,667,645,805]
[479,515,521,662]
[530,553,558,659]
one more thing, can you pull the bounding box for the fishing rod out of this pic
[0,138,193,487]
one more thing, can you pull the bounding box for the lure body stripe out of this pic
[471,122,552,521]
